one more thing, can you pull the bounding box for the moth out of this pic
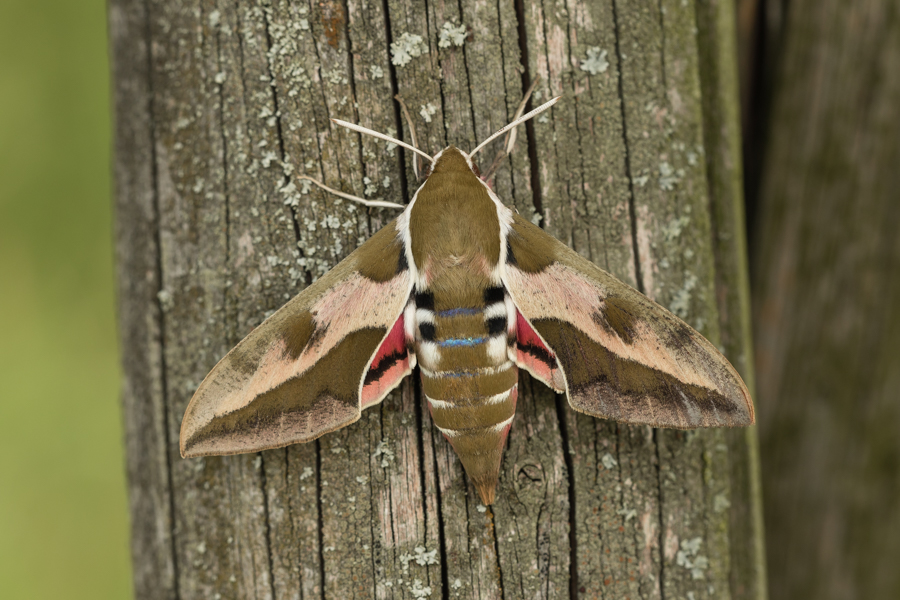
[180,96,754,505]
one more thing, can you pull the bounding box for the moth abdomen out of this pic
[425,377,519,506]
[412,283,520,504]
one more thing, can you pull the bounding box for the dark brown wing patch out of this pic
[596,296,641,345]
[182,328,386,456]
[533,320,749,428]
[356,220,409,282]
[280,311,319,360]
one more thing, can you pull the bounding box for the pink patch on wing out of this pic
[515,311,563,392]
[361,315,410,407]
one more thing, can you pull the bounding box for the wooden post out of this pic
[752,1,900,598]
[112,0,766,598]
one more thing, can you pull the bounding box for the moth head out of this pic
[428,146,479,178]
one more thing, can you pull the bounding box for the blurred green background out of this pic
[0,0,132,598]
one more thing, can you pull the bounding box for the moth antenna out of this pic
[482,75,542,181]
[295,176,405,210]
[394,94,421,179]
[332,118,434,165]
[469,95,561,158]
[505,75,541,155]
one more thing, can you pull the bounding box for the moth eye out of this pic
[471,162,481,177]
[419,322,436,341]
[486,316,506,335]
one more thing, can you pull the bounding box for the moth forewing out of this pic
[179,218,414,458]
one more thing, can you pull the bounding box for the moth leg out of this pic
[394,94,422,179]
[482,74,542,182]
[295,176,404,210]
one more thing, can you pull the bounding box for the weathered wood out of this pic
[111,2,178,597]
[752,1,900,599]
[696,1,767,599]
[113,0,765,598]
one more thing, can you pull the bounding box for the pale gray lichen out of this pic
[261,151,279,168]
[419,102,438,123]
[373,439,395,467]
[617,507,637,521]
[410,579,433,598]
[280,181,300,208]
[157,289,173,312]
[438,21,467,48]
[676,537,709,580]
[363,176,378,196]
[601,452,618,469]
[580,47,609,75]
[414,546,439,566]
[369,65,384,79]
[663,215,691,241]
[669,273,698,318]
[659,161,685,190]
[326,68,348,85]
[391,32,427,67]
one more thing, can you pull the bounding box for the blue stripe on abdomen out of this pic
[436,307,482,317]
[437,336,487,348]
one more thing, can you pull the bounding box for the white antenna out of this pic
[295,176,404,210]
[469,96,561,158]
[332,119,434,165]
